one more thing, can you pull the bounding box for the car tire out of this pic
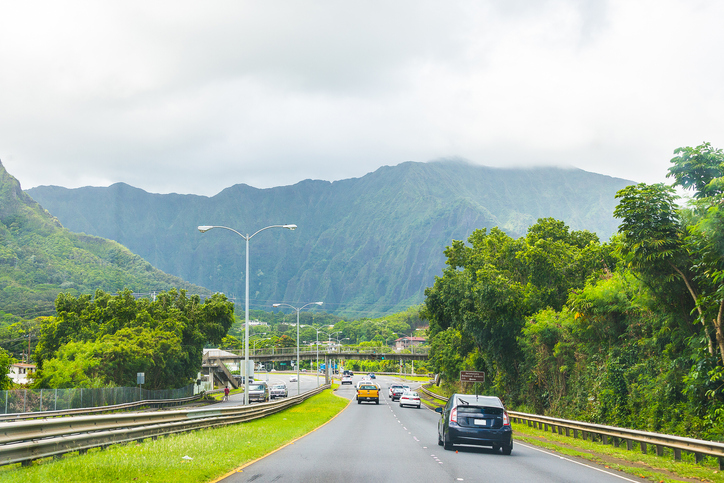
[357,399,361,404]
[502,444,512,455]
[375,399,379,405]
[443,433,453,451]
[438,433,443,446]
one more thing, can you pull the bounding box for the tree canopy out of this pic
[32,289,234,389]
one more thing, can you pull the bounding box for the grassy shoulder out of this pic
[514,422,724,483]
[0,388,349,483]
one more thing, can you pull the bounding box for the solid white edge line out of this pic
[516,442,641,483]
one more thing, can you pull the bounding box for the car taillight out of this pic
[450,407,458,424]
[503,411,510,426]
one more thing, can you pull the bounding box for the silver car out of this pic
[270,384,288,399]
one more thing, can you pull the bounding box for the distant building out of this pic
[9,363,36,385]
[395,336,426,351]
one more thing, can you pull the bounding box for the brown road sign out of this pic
[460,371,485,383]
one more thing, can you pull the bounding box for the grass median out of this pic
[0,388,349,483]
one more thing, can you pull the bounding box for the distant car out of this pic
[435,394,513,454]
[399,391,421,408]
[388,384,405,401]
[368,373,376,379]
[343,370,353,376]
[341,375,353,385]
[289,375,298,382]
[270,384,288,399]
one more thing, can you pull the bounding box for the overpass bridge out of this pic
[203,347,428,386]
[205,346,428,364]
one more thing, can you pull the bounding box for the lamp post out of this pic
[273,301,323,395]
[198,223,296,405]
[308,326,329,386]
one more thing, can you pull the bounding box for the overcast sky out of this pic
[1,0,722,196]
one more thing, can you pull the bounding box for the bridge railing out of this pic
[220,346,429,357]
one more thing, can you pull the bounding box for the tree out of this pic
[423,219,608,397]
[0,348,15,389]
[32,289,234,389]
[613,143,724,365]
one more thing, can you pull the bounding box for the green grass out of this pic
[399,375,432,382]
[514,422,724,483]
[0,389,349,483]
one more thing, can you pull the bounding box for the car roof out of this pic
[452,394,503,407]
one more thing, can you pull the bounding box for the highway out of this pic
[221,374,641,483]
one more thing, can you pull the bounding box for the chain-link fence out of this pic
[0,384,195,415]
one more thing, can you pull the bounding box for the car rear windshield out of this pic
[457,406,503,415]
[360,385,377,390]
[249,384,266,391]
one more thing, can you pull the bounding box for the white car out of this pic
[341,375,353,385]
[289,375,298,382]
[399,391,421,408]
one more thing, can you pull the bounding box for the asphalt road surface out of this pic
[221,375,639,483]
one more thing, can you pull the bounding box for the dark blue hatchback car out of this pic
[435,394,513,454]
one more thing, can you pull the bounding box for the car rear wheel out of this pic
[502,444,512,455]
[443,432,453,451]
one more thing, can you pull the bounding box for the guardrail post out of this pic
[544,423,548,432]
[718,457,724,471]
[673,448,681,461]
[656,444,663,456]
[640,442,647,454]
[695,452,703,463]
[613,437,619,447]
[573,429,578,438]
[602,434,608,445]
[565,427,570,437]
[626,439,632,451]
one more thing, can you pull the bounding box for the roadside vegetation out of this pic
[423,143,724,441]
[0,388,348,483]
[514,422,724,483]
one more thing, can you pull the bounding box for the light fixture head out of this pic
[272,304,281,307]
[198,225,213,233]
[283,224,297,230]
[315,302,323,305]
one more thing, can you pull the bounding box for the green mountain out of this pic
[0,161,210,320]
[26,160,633,317]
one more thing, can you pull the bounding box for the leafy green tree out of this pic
[423,219,607,397]
[0,348,15,389]
[33,289,234,389]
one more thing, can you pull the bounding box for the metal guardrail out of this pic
[419,385,724,470]
[0,384,330,467]
[0,393,204,421]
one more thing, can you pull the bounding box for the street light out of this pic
[306,326,329,386]
[198,223,296,405]
[273,301,323,395]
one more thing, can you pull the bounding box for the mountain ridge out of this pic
[26,160,633,316]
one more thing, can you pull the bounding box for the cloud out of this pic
[1,0,723,195]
